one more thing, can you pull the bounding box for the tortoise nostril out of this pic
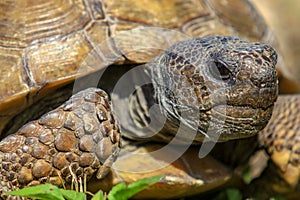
[270,50,278,65]
[262,45,278,66]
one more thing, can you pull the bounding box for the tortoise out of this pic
[0,0,299,199]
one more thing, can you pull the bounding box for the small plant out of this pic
[6,175,162,200]
[213,188,243,200]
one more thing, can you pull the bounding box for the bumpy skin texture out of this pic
[149,36,278,142]
[0,88,121,199]
[259,95,300,187]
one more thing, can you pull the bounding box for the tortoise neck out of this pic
[129,84,156,128]
[128,83,200,143]
[110,65,167,141]
[110,64,199,143]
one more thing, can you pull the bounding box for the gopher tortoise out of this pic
[0,0,299,199]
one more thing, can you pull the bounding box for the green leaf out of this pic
[213,188,242,200]
[91,190,105,200]
[107,182,126,200]
[108,175,162,200]
[6,184,65,200]
[225,188,242,200]
[241,165,253,184]
[60,189,86,200]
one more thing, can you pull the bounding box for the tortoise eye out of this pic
[210,61,232,82]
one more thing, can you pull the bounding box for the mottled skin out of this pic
[0,36,279,199]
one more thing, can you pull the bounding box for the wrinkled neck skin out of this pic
[111,65,190,143]
[127,78,200,144]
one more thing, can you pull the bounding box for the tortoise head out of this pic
[149,36,278,142]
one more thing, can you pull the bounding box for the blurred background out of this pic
[252,0,300,92]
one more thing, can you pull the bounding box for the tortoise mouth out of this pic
[212,103,274,125]
[205,83,278,138]
[204,103,274,141]
[171,102,274,143]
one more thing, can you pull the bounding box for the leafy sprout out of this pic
[6,175,162,200]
